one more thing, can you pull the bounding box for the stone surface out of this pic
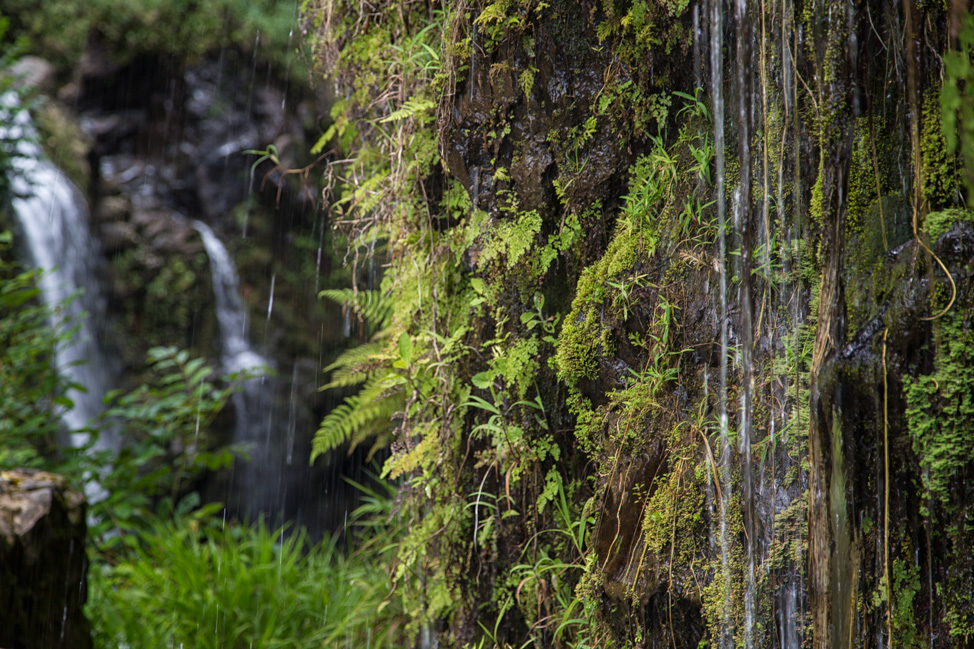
[5,57,57,95]
[0,469,91,649]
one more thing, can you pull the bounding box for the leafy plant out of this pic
[0,233,76,469]
[312,289,404,459]
[941,12,974,202]
[87,346,253,552]
[89,511,407,649]
[903,313,974,514]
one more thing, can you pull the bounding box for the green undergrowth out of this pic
[90,480,410,649]
[5,0,300,75]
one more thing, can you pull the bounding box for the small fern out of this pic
[312,373,404,460]
[320,341,391,390]
[379,97,436,124]
[319,288,393,333]
[314,289,401,460]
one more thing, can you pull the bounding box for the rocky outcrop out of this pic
[0,469,91,649]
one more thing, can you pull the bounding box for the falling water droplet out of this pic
[315,219,324,294]
[267,272,276,323]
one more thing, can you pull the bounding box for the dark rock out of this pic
[0,469,91,649]
[98,220,139,255]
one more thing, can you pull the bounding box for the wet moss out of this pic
[921,90,961,211]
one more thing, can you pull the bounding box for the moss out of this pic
[922,90,962,210]
[925,207,974,240]
[553,226,644,385]
[904,311,974,513]
[809,155,825,229]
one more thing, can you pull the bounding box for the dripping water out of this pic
[267,271,276,324]
[709,1,733,646]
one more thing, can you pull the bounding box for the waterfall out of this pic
[194,221,269,375]
[194,221,285,520]
[2,93,117,454]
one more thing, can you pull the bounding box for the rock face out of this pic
[307,0,974,646]
[0,469,91,649]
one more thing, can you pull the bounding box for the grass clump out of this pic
[89,513,405,649]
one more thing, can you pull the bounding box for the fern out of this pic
[320,288,393,330]
[312,373,404,460]
[321,348,388,390]
[315,287,403,459]
[379,97,436,124]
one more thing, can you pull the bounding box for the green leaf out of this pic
[309,123,337,155]
[471,372,494,390]
[398,332,413,367]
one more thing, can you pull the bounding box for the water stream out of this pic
[709,1,733,646]
[3,94,118,456]
[194,220,283,519]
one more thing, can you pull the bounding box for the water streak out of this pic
[709,1,733,646]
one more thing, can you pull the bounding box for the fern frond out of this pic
[321,341,391,390]
[379,97,435,123]
[311,374,405,460]
[318,288,393,330]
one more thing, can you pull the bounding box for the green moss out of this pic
[922,90,962,210]
[925,207,974,239]
[904,312,974,513]
[554,227,646,384]
[809,158,825,228]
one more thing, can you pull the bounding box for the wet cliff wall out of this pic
[305,0,974,647]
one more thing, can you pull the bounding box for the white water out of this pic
[194,221,270,375]
[3,93,117,455]
[194,221,284,517]
[709,1,733,647]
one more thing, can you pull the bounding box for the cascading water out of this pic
[2,93,118,455]
[708,0,811,644]
[193,220,285,519]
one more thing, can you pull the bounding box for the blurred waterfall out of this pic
[194,221,288,521]
[2,92,118,455]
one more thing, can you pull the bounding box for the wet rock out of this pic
[98,220,139,254]
[0,469,91,649]
[6,57,57,95]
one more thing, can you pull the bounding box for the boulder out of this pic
[0,469,91,649]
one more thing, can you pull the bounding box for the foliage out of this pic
[941,11,974,203]
[0,233,74,468]
[302,0,974,647]
[0,13,29,206]
[3,0,300,74]
[89,510,408,649]
[87,346,255,552]
[0,246,248,549]
[312,289,404,459]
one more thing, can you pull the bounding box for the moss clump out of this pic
[554,226,642,385]
[904,312,974,512]
[925,207,974,240]
[922,90,961,211]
